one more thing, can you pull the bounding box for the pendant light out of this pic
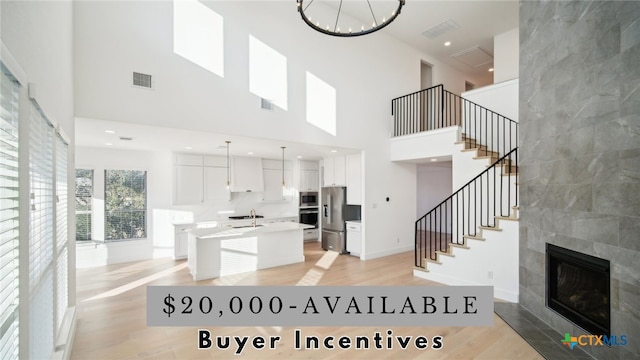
[225,140,231,189]
[281,146,286,188]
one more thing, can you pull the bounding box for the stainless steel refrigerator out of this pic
[321,186,359,254]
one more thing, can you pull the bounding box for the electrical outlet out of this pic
[488,271,493,280]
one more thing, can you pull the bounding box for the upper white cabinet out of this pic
[323,153,362,205]
[176,154,204,166]
[175,165,204,204]
[230,156,264,192]
[174,154,230,205]
[346,153,362,205]
[299,160,319,191]
[204,166,230,202]
[323,156,346,186]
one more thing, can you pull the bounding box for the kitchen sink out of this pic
[231,225,264,229]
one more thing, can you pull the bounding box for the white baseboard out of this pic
[413,269,519,303]
[363,245,414,260]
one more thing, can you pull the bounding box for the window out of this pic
[0,64,20,360]
[29,99,55,360]
[105,170,147,240]
[75,169,93,241]
[55,135,68,330]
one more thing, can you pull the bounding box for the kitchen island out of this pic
[187,222,314,281]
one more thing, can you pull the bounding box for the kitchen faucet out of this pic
[250,208,256,227]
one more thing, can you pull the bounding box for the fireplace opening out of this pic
[546,244,610,337]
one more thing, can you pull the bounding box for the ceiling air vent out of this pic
[119,136,134,141]
[132,72,153,89]
[260,98,274,111]
[422,19,460,39]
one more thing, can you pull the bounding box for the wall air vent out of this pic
[119,136,134,141]
[422,19,460,39]
[132,72,153,89]
[260,98,274,111]
[451,46,493,68]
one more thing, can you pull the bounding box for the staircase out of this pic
[391,85,519,302]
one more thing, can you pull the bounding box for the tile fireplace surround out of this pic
[519,1,640,359]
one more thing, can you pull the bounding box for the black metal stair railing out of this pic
[391,85,518,161]
[414,148,518,269]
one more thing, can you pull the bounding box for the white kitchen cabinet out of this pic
[174,224,193,260]
[176,154,204,166]
[230,156,264,192]
[174,154,229,205]
[204,166,230,202]
[323,156,346,186]
[299,160,319,191]
[175,165,204,204]
[304,228,319,241]
[346,153,362,205]
[300,169,319,191]
[346,221,361,257]
[204,155,227,167]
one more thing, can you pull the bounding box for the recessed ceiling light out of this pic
[185,146,193,150]
[296,155,303,159]
[431,158,438,162]
[105,142,113,146]
[444,41,451,47]
[105,130,115,134]
[331,150,338,153]
[488,68,494,72]
[248,152,254,155]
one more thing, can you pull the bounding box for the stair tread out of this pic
[425,258,442,265]
[463,234,485,240]
[436,250,455,257]
[449,243,470,249]
[414,266,429,273]
[495,215,518,221]
[479,225,502,231]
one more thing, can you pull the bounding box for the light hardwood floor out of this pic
[71,242,543,359]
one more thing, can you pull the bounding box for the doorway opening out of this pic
[421,61,433,90]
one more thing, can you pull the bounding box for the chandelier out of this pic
[297,0,405,37]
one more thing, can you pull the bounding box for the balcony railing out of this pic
[391,85,518,159]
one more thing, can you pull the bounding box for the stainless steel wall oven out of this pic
[299,208,318,228]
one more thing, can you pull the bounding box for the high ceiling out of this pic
[76,1,520,156]
[313,0,519,84]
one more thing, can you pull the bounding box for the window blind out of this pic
[55,134,68,330]
[29,101,54,359]
[0,65,20,360]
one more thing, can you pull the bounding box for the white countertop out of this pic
[173,215,298,228]
[189,222,313,240]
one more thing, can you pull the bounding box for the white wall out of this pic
[72,1,472,260]
[416,164,452,218]
[462,78,519,122]
[493,27,519,83]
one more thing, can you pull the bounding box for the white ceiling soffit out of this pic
[451,46,493,68]
[421,19,460,39]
